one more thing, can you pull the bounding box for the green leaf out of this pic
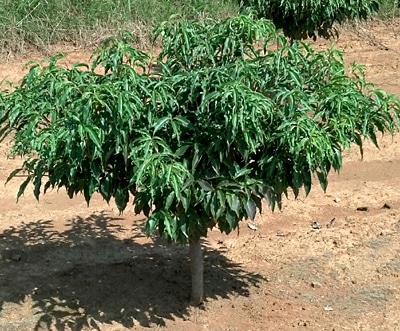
[145,216,158,236]
[143,202,151,217]
[175,144,190,157]
[289,70,302,86]
[179,222,189,239]
[245,199,256,220]
[198,179,214,192]
[316,171,328,192]
[6,168,23,184]
[17,176,32,202]
[226,193,240,217]
[153,116,169,134]
[165,191,175,210]
[115,187,129,213]
[180,189,191,211]
[100,177,112,203]
[163,212,178,241]
[86,126,102,150]
[33,167,44,201]
[171,174,181,199]
[225,210,238,232]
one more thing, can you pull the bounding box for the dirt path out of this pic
[0,20,400,331]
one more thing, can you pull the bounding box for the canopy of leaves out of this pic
[0,15,399,244]
[241,0,381,40]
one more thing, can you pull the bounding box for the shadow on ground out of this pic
[0,212,263,330]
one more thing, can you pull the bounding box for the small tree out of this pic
[0,15,399,305]
[240,0,381,41]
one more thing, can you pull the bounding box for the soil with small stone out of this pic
[0,20,400,331]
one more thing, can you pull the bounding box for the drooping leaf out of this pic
[198,179,214,192]
[245,199,257,221]
[17,176,32,202]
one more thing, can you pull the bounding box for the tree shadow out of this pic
[0,212,264,330]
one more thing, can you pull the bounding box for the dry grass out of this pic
[0,0,239,57]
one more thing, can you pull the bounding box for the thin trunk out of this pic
[189,236,204,305]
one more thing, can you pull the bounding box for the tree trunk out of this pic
[189,236,204,305]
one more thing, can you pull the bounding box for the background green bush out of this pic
[0,0,399,56]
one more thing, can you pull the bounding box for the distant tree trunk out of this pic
[189,235,203,305]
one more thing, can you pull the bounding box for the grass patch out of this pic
[1,0,399,57]
[378,0,400,18]
[0,0,239,55]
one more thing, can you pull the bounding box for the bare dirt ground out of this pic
[1,20,400,331]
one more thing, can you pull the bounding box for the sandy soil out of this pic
[0,20,400,331]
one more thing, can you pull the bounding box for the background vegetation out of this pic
[0,0,399,56]
[379,0,400,17]
[0,0,238,55]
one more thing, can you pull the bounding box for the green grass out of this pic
[377,0,400,18]
[0,0,239,55]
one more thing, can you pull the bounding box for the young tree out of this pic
[240,0,381,41]
[0,15,399,305]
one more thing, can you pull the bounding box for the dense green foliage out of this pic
[241,0,381,40]
[1,15,399,245]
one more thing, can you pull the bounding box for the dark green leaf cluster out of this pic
[154,14,278,70]
[241,0,381,40]
[0,15,399,244]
